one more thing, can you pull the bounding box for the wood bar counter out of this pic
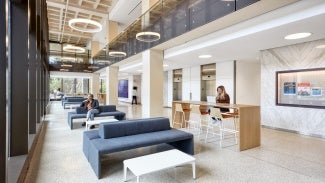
[172,101,261,151]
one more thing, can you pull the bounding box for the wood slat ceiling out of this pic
[46,0,112,47]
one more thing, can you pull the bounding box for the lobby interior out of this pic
[1,0,325,182]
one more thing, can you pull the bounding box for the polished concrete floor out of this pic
[31,101,325,183]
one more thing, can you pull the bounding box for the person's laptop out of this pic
[206,96,215,103]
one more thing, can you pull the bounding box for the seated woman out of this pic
[215,85,230,113]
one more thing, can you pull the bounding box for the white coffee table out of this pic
[123,149,196,183]
[86,118,118,130]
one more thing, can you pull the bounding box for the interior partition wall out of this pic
[10,0,29,156]
[29,0,37,134]
[0,0,50,181]
[0,0,8,181]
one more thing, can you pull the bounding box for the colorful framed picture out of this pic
[311,87,322,96]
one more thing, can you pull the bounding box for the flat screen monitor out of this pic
[118,80,128,98]
[207,96,215,103]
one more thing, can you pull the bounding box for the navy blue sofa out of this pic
[61,96,84,106]
[62,97,86,109]
[83,117,194,178]
[68,105,126,129]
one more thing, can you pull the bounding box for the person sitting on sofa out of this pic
[81,94,99,129]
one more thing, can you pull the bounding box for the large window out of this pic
[50,77,90,97]
[100,78,106,93]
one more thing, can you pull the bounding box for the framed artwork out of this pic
[283,82,296,95]
[276,68,325,109]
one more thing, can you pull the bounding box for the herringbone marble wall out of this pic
[261,39,325,137]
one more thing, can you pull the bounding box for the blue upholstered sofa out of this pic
[67,105,126,129]
[83,117,194,178]
[62,97,86,109]
[61,96,84,106]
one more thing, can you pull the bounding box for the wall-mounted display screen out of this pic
[276,68,325,108]
[118,80,128,98]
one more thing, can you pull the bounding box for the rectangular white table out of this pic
[69,104,80,109]
[123,149,196,183]
[86,118,118,130]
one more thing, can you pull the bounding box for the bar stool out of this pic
[205,108,238,147]
[186,104,202,135]
[173,103,186,128]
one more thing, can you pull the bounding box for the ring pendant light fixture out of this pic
[69,18,102,33]
[63,45,85,53]
[136,31,160,42]
[108,51,127,57]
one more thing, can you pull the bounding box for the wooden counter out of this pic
[172,101,260,151]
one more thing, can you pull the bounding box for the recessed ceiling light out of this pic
[163,64,169,67]
[316,44,325,49]
[198,55,212,59]
[284,32,312,40]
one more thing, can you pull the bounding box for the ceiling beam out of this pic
[93,0,101,9]
[58,8,63,40]
[47,0,108,18]
[49,30,92,39]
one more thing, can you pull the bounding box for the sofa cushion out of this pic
[66,98,86,102]
[93,129,192,154]
[99,105,116,112]
[71,113,87,118]
[99,117,171,139]
[76,107,87,114]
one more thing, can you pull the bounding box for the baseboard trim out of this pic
[17,121,47,182]
[262,125,325,139]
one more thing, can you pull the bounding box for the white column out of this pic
[92,73,100,97]
[141,49,163,117]
[215,61,235,104]
[106,66,119,105]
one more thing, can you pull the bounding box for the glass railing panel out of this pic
[49,0,260,72]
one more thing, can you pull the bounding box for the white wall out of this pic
[215,61,234,104]
[182,66,201,101]
[236,61,261,105]
[261,39,325,137]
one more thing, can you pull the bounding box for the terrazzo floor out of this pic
[30,101,325,183]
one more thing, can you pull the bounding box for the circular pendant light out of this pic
[108,51,127,57]
[136,31,160,42]
[69,18,102,33]
[63,45,85,53]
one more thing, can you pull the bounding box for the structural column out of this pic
[92,73,100,97]
[29,0,37,134]
[106,66,119,106]
[10,1,29,156]
[36,0,41,124]
[141,49,163,117]
[107,20,118,43]
[0,0,8,181]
